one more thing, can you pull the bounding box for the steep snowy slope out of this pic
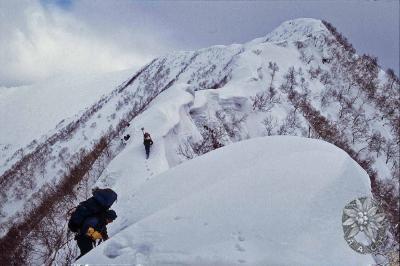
[78,136,373,266]
[0,18,398,265]
[0,68,138,164]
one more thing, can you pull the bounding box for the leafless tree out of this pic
[280,66,298,92]
[308,65,322,80]
[177,139,195,160]
[383,140,398,165]
[368,132,386,158]
[350,111,369,144]
[319,71,332,85]
[268,61,279,89]
[178,120,228,159]
[251,88,280,112]
[262,115,278,136]
[278,109,302,135]
[216,110,247,140]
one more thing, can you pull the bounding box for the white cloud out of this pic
[2,1,397,87]
[0,1,174,87]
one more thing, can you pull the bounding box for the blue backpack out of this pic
[68,188,117,233]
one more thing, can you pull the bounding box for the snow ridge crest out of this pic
[262,18,329,44]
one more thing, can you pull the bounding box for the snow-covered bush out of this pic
[251,88,280,112]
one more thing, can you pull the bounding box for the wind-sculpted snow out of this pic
[1,17,398,264]
[178,44,244,90]
[0,41,244,223]
[0,51,199,233]
[0,30,254,263]
[79,137,373,265]
[265,18,328,43]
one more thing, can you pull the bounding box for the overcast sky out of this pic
[0,0,398,87]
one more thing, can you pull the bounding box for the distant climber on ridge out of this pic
[68,188,118,260]
[142,127,153,159]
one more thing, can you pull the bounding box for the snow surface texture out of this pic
[78,136,373,265]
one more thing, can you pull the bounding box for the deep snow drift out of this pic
[1,18,396,228]
[78,136,373,265]
[1,17,397,265]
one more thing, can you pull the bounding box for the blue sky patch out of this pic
[41,0,73,10]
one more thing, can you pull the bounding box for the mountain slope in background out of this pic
[0,18,398,265]
[0,68,138,164]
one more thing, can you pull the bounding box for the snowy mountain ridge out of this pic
[248,18,329,45]
[0,18,398,265]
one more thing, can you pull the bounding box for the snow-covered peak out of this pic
[248,18,329,46]
[267,18,328,42]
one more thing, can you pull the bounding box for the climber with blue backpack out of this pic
[68,187,118,260]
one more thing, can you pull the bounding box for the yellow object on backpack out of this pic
[86,227,102,240]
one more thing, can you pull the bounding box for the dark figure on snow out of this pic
[68,188,118,260]
[75,209,117,260]
[142,128,153,159]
